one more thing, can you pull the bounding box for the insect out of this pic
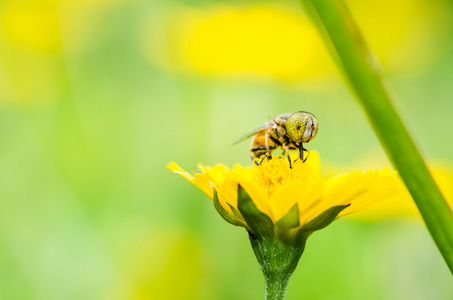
[233,111,318,168]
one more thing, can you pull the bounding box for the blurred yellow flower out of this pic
[0,0,126,52]
[0,3,60,52]
[145,4,332,80]
[0,0,126,106]
[144,0,448,80]
[167,152,406,235]
[182,5,330,80]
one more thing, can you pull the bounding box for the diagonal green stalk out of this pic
[299,0,453,273]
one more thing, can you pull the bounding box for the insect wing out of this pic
[232,121,269,145]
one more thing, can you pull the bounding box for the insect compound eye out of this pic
[286,112,307,142]
[286,111,318,143]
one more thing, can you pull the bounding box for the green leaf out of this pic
[237,185,274,238]
[275,204,300,229]
[213,190,245,228]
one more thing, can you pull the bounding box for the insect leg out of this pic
[284,144,292,169]
[297,143,311,163]
[298,143,304,162]
[249,151,260,165]
[250,146,275,165]
[303,149,310,163]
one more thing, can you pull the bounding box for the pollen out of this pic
[253,155,315,195]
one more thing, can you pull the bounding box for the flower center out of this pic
[253,155,315,194]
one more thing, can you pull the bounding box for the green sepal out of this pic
[227,203,246,223]
[274,204,301,246]
[276,204,300,229]
[213,190,245,228]
[295,204,350,245]
[237,185,275,239]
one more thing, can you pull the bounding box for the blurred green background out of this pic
[0,0,452,299]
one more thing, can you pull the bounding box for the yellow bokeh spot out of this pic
[351,0,446,70]
[182,5,331,80]
[144,0,449,80]
[0,5,61,52]
[143,4,333,81]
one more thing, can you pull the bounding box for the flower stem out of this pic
[264,274,290,300]
[299,0,453,273]
[248,234,306,300]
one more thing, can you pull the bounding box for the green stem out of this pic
[264,274,290,300]
[300,0,453,273]
[248,234,306,300]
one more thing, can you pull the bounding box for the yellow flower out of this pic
[168,152,408,298]
[144,0,447,81]
[167,152,406,239]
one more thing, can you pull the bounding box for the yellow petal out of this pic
[270,176,323,224]
[212,172,239,216]
[167,162,214,199]
[338,170,404,217]
[235,171,274,220]
[294,180,326,225]
[192,172,215,199]
[167,162,195,182]
[305,151,321,177]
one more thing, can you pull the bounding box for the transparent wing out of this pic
[232,121,269,145]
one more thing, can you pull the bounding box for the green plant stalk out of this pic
[248,235,305,300]
[299,0,453,272]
